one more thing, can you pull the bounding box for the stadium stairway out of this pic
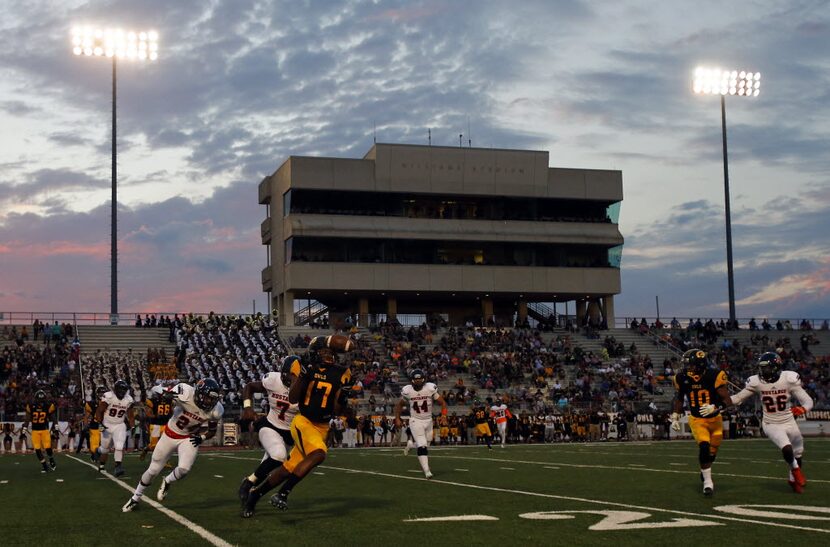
[567,328,681,365]
[76,325,175,355]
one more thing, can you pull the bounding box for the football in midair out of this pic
[327,334,355,352]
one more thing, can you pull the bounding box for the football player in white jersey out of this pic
[237,355,301,505]
[92,380,134,477]
[394,369,447,479]
[723,352,814,493]
[490,398,513,448]
[122,379,223,512]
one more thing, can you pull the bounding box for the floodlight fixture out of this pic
[691,65,762,323]
[693,66,760,97]
[70,24,160,323]
[71,26,159,61]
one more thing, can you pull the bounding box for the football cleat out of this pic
[703,485,714,497]
[114,464,125,478]
[49,459,57,471]
[424,471,433,480]
[238,478,254,507]
[98,464,105,473]
[788,480,803,494]
[270,491,289,511]
[157,479,170,501]
[122,498,139,512]
[91,450,100,463]
[792,467,806,487]
[403,446,409,456]
[240,506,256,519]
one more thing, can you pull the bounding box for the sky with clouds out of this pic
[1,0,828,320]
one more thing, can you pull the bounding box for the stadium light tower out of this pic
[71,26,159,324]
[693,67,760,324]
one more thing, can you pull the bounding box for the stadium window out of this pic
[284,237,293,264]
[282,190,292,217]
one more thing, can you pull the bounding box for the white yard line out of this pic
[64,455,232,547]
[210,454,829,534]
[426,454,830,484]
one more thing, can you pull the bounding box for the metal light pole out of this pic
[693,67,760,323]
[72,27,159,324]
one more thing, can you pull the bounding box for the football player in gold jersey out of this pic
[24,390,57,472]
[671,349,730,496]
[472,402,493,449]
[140,385,175,461]
[242,335,354,518]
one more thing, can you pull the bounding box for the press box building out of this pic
[259,143,623,327]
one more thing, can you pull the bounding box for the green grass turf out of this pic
[1,438,829,546]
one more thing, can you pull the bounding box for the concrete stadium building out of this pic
[259,143,623,327]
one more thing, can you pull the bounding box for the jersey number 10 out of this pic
[689,390,711,408]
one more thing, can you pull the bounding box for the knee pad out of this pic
[417,446,428,457]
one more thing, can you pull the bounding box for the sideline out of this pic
[210,454,830,534]
[64,454,233,547]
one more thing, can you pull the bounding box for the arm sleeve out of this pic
[790,384,814,412]
[729,387,755,407]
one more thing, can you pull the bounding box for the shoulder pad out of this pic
[782,370,802,384]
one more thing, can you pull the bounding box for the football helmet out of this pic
[34,390,47,402]
[410,369,426,391]
[281,355,301,386]
[114,379,130,400]
[682,349,708,375]
[758,352,783,383]
[195,378,222,411]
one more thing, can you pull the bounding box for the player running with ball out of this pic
[122,379,223,512]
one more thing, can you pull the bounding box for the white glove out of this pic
[698,404,717,417]
[670,412,681,432]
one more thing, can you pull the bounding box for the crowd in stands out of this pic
[638,318,830,409]
[3,309,828,450]
[0,323,78,421]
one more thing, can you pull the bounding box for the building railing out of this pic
[0,311,265,326]
[617,317,830,331]
[3,311,827,331]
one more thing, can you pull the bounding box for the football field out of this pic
[2,438,829,546]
